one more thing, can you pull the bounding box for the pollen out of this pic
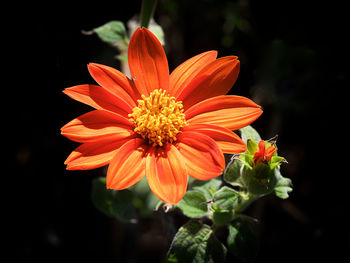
[129,89,188,147]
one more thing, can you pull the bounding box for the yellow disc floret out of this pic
[129,89,188,147]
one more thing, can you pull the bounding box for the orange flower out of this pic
[61,27,262,204]
[253,140,276,166]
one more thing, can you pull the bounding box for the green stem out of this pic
[140,0,158,28]
[234,194,259,214]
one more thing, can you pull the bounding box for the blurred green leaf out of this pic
[93,21,128,48]
[177,191,208,218]
[115,54,128,61]
[131,176,161,214]
[91,177,136,222]
[240,125,261,144]
[190,178,222,200]
[148,23,165,45]
[168,220,227,263]
[213,186,240,210]
[227,218,259,263]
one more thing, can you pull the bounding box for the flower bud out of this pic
[240,139,285,195]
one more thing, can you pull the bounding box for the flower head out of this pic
[61,27,262,204]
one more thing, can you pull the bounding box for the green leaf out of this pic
[190,178,222,200]
[239,125,261,144]
[273,167,293,199]
[177,191,208,218]
[212,210,234,226]
[168,220,227,263]
[224,158,243,185]
[213,186,240,210]
[93,21,128,47]
[227,218,259,263]
[91,177,136,222]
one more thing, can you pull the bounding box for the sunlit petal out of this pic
[175,131,225,180]
[61,110,134,143]
[107,138,147,190]
[183,123,246,154]
[185,95,262,130]
[146,144,188,204]
[169,51,217,98]
[128,27,169,95]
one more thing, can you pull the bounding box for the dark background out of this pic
[8,0,348,262]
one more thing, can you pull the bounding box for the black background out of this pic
[7,0,348,262]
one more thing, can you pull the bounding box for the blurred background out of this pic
[8,0,348,262]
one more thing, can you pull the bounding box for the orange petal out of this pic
[146,144,188,204]
[169,51,217,98]
[265,146,276,162]
[88,63,137,110]
[175,131,225,180]
[63,84,132,117]
[107,138,147,190]
[185,95,263,130]
[128,27,169,95]
[183,123,246,154]
[61,110,135,143]
[178,56,240,110]
[64,137,136,170]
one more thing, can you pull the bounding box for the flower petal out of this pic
[183,123,246,154]
[169,51,217,98]
[178,56,240,110]
[146,144,188,204]
[185,95,263,130]
[175,131,225,180]
[64,137,136,170]
[63,84,132,117]
[61,110,135,143]
[88,63,137,110]
[128,27,169,96]
[107,138,147,190]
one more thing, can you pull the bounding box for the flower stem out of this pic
[140,0,158,28]
[235,194,259,214]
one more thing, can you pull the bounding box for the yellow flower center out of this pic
[129,89,187,147]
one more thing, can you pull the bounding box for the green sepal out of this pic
[168,220,227,263]
[238,153,253,169]
[227,218,259,263]
[91,177,136,222]
[246,139,258,155]
[177,191,208,218]
[270,156,287,170]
